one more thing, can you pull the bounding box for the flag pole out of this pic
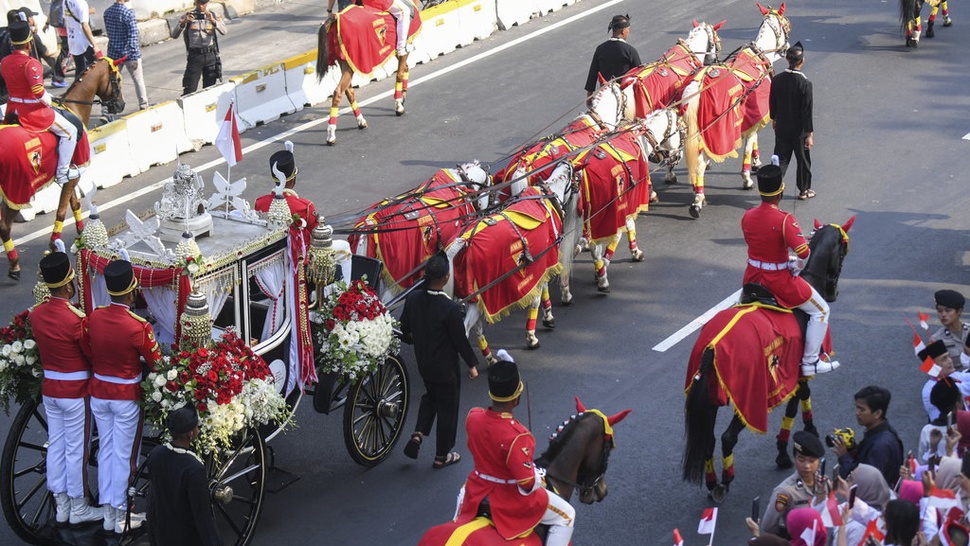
[707,515,717,546]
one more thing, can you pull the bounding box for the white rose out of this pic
[161,399,171,409]
[25,355,36,365]
[23,339,36,350]
[166,369,178,381]
[11,341,23,353]
[2,345,11,357]
[154,374,167,387]
[0,361,7,372]
[151,391,163,402]
[13,354,25,366]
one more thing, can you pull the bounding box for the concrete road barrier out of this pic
[233,63,296,131]
[495,0,537,30]
[284,51,335,109]
[85,119,136,190]
[180,82,236,146]
[457,0,498,42]
[125,101,193,174]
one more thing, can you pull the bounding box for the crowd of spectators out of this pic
[745,289,970,546]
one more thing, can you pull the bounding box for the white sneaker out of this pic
[101,504,116,532]
[53,493,70,524]
[68,497,103,525]
[801,358,840,377]
[114,510,145,534]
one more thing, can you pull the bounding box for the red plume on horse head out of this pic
[112,55,129,67]
[756,3,786,16]
[813,216,856,233]
[573,396,632,426]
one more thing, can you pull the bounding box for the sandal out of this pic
[403,433,422,459]
[804,190,816,199]
[432,452,461,469]
[798,191,808,200]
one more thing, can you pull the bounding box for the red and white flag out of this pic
[819,491,844,528]
[800,518,817,546]
[914,333,927,357]
[922,355,943,378]
[697,507,718,535]
[927,486,961,514]
[857,518,885,546]
[215,104,243,167]
[919,311,931,331]
[673,528,684,546]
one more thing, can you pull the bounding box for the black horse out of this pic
[682,217,855,501]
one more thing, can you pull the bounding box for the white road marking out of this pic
[963,132,970,140]
[15,0,627,246]
[651,289,741,352]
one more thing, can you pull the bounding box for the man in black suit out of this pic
[584,14,641,104]
[400,252,480,469]
[769,41,815,200]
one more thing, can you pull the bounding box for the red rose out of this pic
[196,403,208,413]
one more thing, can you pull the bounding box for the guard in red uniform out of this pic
[254,141,319,231]
[741,161,840,377]
[29,250,103,525]
[358,0,416,55]
[0,21,79,185]
[455,353,575,546]
[82,260,161,534]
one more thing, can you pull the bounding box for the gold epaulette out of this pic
[66,304,86,319]
[126,309,148,323]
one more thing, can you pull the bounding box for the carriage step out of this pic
[266,466,301,494]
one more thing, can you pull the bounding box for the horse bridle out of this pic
[57,60,124,112]
[642,109,684,166]
[760,12,791,54]
[545,436,614,500]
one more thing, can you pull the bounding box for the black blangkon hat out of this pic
[39,252,74,289]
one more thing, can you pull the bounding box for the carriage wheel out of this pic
[0,396,161,546]
[208,427,267,546]
[342,354,410,466]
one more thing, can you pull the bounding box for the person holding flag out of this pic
[254,141,319,231]
[933,290,970,370]
[786,508,826,546]
[919,380,964,464]
[761,431,828,539]
[919,340,970,422]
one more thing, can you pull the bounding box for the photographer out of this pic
[171,0,226,96]
[833,385,904,487]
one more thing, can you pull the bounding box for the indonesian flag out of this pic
[915,333,927,356]
[919,311,931,331]
[800,518,817,546]
[215,104,243,167]
[674,528,684,546]
[940,507,967,546]
[857,518,885,546]
[927,486,962,514]
[697,507,718,535]
[923,356,943,378]
[819,492,844,528]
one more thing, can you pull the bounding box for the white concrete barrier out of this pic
[457,0,497,42]
[495,0,537,30]
[284,51,329,109]
[180,81,235,146]
[535,0,573,14]
[19,184,60,222]
[85,119,136,190]
[233,63,295,132]
[124,101,192,174]
[420,2,462,58]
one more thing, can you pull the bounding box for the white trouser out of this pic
[43,396,91,499]
[542,490,576,546]
[90,398,142,509]
[797,284,831,364]
[388,0,413,55]
[123,59,149,110]
[49,110,79,176]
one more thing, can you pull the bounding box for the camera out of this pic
[824,427,856,450]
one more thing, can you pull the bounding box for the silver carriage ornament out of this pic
[178,289,213,351]
[156,163,214,242]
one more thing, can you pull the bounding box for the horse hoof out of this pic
[8,269,20,281]
[542,319,556,330]
[742,178,754,190]
[689,204,700,219]
[926,27,935,38]
[631,249,645,262]
[803,424,819,438]
[709,484,728,503]
[665,176,677,185]
[597,284,611,294]
[357,118,368,130]
[395,99,405,117]
[526,339,540,350]
[561,295,573,306]
[776,452,793,470]
[326,139,337,146]
[943,17,952,26]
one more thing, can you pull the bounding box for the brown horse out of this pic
[419,397,631,545]
[315,2,422,145]
[0,57,126,280]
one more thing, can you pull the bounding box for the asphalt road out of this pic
[3,0,970,544]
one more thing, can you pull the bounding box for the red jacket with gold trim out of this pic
[0,50,55,133]
[741,202,812,308]
[30,297,91,399]
[82,303,161,400]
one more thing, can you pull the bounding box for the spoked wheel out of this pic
[343,354,410,466]
[0,396,161,546]
[208,427,267,546]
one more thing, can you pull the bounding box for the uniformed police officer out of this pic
[760,430,828,539]
[933,289,970,369]
[171,0,227,96]
[30,251,103,525]
[82,260,162,534]
[584,14,641,103]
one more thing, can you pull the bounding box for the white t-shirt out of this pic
[64,0,92,55]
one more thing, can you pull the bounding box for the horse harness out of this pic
[55,60,125,113]
[642,108,684,166]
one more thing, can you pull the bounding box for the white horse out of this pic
[681,3,790,218]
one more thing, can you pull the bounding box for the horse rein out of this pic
[545,439,613,500]
[55,60,124,112]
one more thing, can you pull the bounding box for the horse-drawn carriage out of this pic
[0,164,410,546]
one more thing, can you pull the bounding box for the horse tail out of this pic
[682,347,717,484]
[316,21,330,83]
[899,0,917,29]
[558,189,581,281]
[683,96,702,186]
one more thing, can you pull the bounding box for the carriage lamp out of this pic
[179,289,213,352]
[307,218,336,292]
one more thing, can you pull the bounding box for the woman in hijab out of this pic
[786,508,826,546]
[837,464,895,546]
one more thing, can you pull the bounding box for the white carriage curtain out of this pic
[250,252,287,343]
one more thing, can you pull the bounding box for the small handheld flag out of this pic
[673,528,684,546]
[919,311,931,331]
[215,104,243,167]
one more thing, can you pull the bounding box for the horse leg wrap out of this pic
[526,307,539,336]
[777,416,795,444]
[328,107,339,127]
[477,335,496,365]
[704,460,718,491]
[603,241,617,265]
[541,287,555,329]
[53,220,64,236]
[594,259,610,292]
[721,454,735,486]
[751,144,760,167]
[74,209,84,232]
[350,102,367,129]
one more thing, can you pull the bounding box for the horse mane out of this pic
[61,59,104,96]
[804,224,838,276]
[535,412,598,468]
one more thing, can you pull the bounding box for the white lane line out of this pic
[651,289,741,353]
[963,132,970,140]
[15,0,626,246]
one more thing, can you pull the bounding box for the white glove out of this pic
[518,466,545,496]
[39,91,52,107]
[789,256,808,276]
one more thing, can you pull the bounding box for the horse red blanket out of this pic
[419,518,541,546]
[685,302,831,433]
[0,122,91,209]
[624,42,702,118]
[350,169,477,291]
[454,187,562,323]
[494,116,603,190]
[328,3,422,76]
[684,49,772,161]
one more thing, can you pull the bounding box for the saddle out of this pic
[2,105,83,135]
[740,283,809,339]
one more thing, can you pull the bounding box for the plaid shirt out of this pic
[103,3,141,61]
